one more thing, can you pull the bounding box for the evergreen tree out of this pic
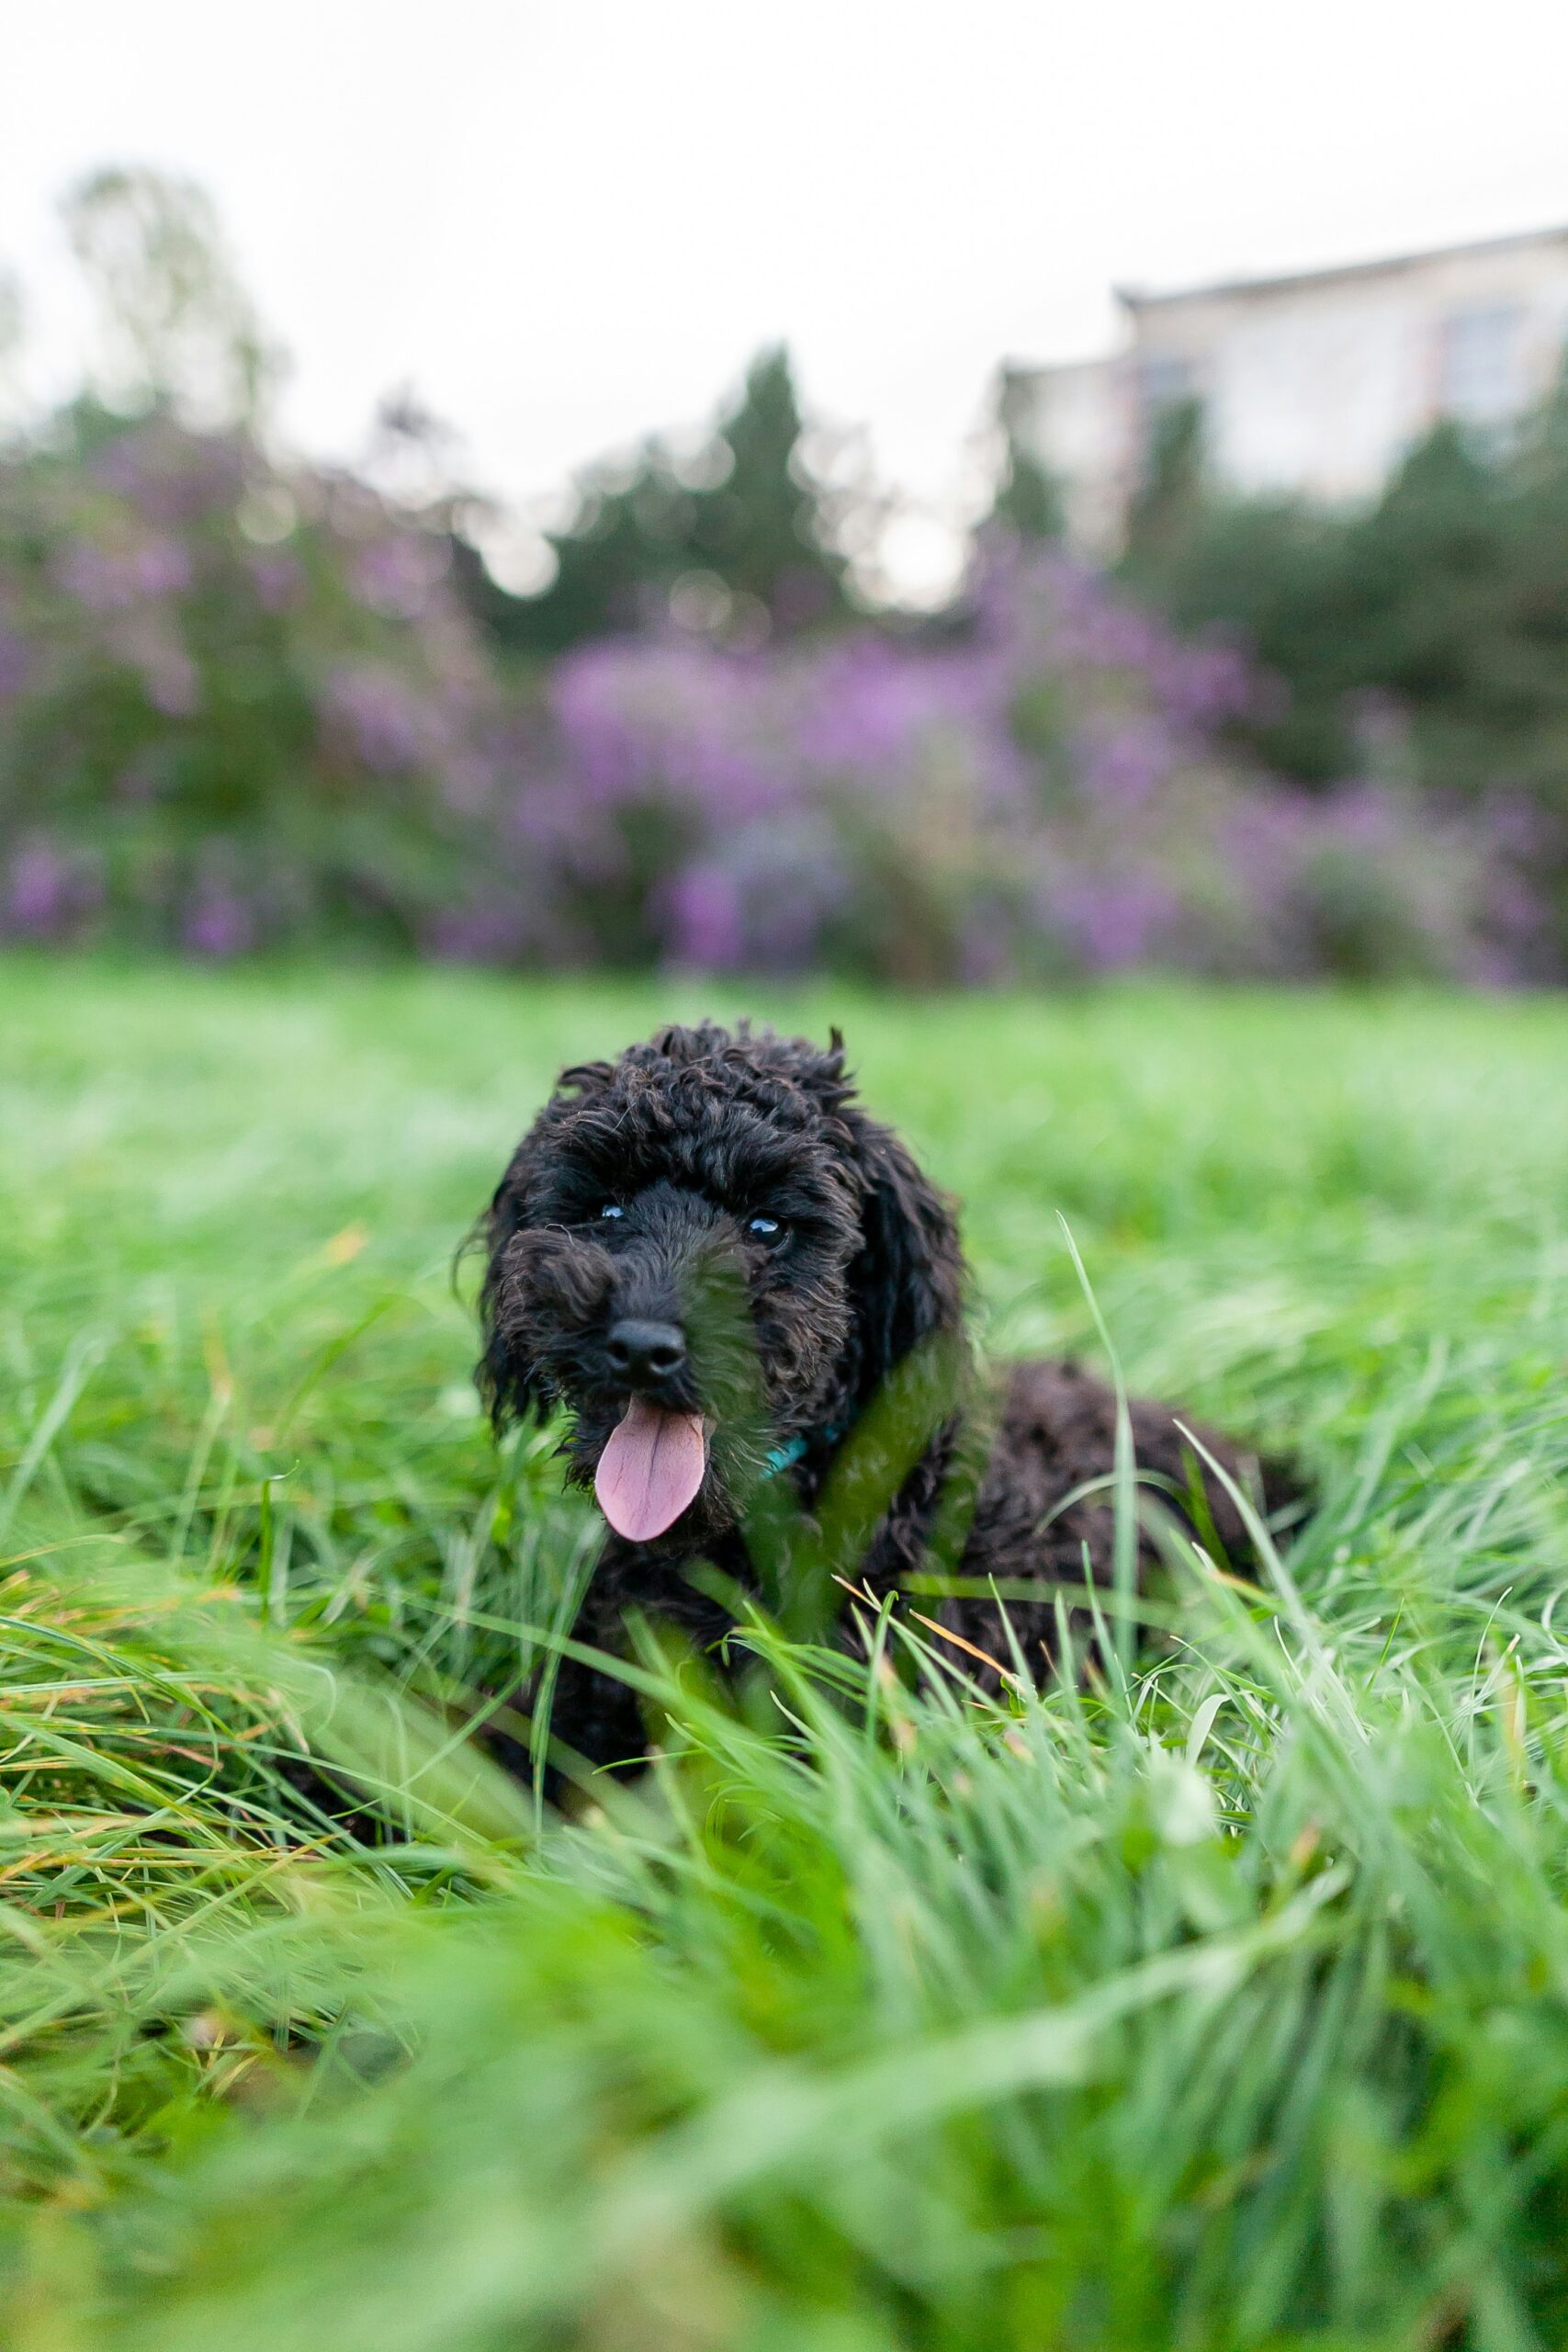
[1119,372,1568,907]
[992,430,1066,540]
[1122,397,1208,581]
[980,370,1066,542]
[682,345,845,617]
[457,346,846,655]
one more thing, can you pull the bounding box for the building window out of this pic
[1438,305,1523,425]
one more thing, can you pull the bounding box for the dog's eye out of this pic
[746,1215,785,1246]
[598,1204,625,1222]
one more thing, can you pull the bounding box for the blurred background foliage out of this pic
[2,166,1565,983]
[1120,390,1568,834]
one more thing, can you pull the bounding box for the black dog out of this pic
[479,1021,1281,1771]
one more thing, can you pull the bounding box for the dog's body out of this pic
[479,1022,1278,1771]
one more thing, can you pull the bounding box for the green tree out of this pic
[682,344,845,616]
[1120,486,1363,783]
[985,370,1065,540]
[1122,396,1208,581]
[61,164,279,426]
[457,345,847,655]
[1114,378,1568,958]
[992,433,1065,541]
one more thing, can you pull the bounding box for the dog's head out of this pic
[477,1022,965,1548]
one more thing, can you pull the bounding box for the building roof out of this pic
[1113,221,1568,313]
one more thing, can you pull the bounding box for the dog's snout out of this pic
[605,1318,687,1386]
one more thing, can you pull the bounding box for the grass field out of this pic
[3,956,1568,2349]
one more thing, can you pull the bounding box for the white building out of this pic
[1009,224,1568,550]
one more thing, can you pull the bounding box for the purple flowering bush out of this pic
[0,406,503,953]
[468,538,1549,983]
[0,414,1551,982]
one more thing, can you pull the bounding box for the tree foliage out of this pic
[1122,384,1568,863]
[61,165,280,426]
[457,345,848,655]
[989,430,1065,542]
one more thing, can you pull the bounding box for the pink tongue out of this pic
[594,1397,707,1542]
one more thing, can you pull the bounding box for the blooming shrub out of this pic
[0,413,1552,982]
[472,538,1549,983]
[0,405,503,953]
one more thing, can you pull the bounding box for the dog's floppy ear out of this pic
[475,1142,539,1431]
[474,1058,616,1429]
[843,1108,966,1405]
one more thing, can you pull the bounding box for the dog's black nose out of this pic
[605,1318,687,1386]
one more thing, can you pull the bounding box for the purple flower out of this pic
[1073,716,1177,809]
[0,622,28,701]
[1044,872,1178,972]
[6,842,73,933]
[351,536,448,619]
[660,864,746,969]
[250,552,304,613]
[56,536,192,613]
[90,425,245,526]
[182,881,255,958]
[3,841,101,940]
[321,665,434,773]
[141,647,200,718]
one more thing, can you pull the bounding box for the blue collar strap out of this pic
[762,1424,841,1478]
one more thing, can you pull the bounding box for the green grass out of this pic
[3,956,1568,2349]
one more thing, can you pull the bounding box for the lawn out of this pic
[2,956,1567,2350]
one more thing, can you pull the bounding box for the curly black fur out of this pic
[478,1020,1290,1772]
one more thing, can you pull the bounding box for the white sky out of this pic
[7,0,1568,595]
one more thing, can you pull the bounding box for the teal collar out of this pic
[762,1432,810,1477]
[762,1423,841,1478]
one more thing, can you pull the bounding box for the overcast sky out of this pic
[7,0,1568,594]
